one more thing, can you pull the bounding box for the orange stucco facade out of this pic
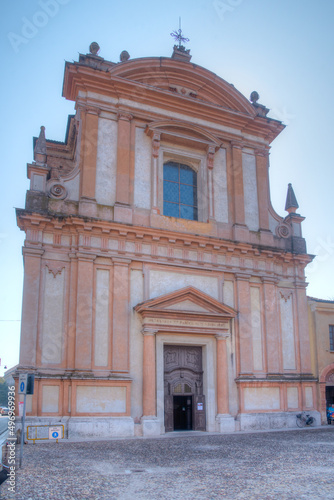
[15,43,320,438]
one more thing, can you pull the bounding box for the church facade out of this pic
[15,42,320,438]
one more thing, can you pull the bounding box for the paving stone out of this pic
[1,428,333,499]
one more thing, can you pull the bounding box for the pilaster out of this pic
[151,132,161,214]
[207,146,215,220]
[295,283,312,374]
[255,148,270,231]
[19,248,44,368]
[112,258,131,372]
[78,105,100,216]
[75,252,96,371]
[236,274,253,375]
[142,328,157,417]
[216,332,230,414]
[231,142,248,241]
[114,111,133,223]
[66,253,78,370]
[262,277,281,374]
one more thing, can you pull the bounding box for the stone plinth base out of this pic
[238,411,321,431]
[114,203,133,224]
[68,417,134,439]
[232,224,249,242]
[141,417,161,437]
[216,414,236,433]
[79,197,97,218]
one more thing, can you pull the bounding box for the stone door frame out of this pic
[157,334,216,434]
[164,345,205,432]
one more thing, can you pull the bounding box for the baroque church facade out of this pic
[15,42,320,438]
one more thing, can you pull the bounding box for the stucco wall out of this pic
[213,148,228,223]
[41,267,65,365]
[242,151,259,231]
[149,269,219,300]
[134,127,151,210]
[95,117,117,206]
[94,269,110,367]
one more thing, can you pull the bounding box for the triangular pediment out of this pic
[135,286,236,319]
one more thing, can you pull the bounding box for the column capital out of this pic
[86,106,101,116]
[230,140,244,150]
[22,247,44,258]
[112,257,131,266]
[235,273,251,282]
[117,110,133,121]
[76,103,101,116]
[215,331,230,339]
[294,280,308,289]
[141,327,158,336]
[76,252,97,262]
[261,276,279,285]
[254,147,269,157]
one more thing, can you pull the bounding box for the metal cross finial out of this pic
[170,17,189,49]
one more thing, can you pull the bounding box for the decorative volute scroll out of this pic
[135,286,236,336]
[47,179,68,200]
[276,222,292,239]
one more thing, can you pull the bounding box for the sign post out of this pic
[18,374,34,468]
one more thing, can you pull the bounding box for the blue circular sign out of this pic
[52,431,59,438]
[20,382,25,392]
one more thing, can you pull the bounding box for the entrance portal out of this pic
[173,396,192,430]
[164,345,206,432]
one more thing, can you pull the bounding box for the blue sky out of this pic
[1,0,333,375]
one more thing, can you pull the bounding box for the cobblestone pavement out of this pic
[1,427,334,500]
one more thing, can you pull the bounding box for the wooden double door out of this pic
[164,345,206,432]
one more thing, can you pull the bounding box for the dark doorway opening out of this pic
[173,395,193,431]
[326,386,334,406]
[326,386,334,424]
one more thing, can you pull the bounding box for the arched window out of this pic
[163,161,198,220]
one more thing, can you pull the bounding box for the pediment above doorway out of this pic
[135,286,236,336]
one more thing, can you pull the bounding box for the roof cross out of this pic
[170,18,189,49]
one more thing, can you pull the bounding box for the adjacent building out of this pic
[308,297,334,423]
[15,42,320,438]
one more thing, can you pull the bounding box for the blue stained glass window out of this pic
[180,185,197,206]
[180,205,197,220]
[163,162,198,221]
[163,202,179,218]
[164,182,179,203]
[180,165,196,185]
[163,162,179,182]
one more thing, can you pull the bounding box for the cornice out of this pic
[63,61,284,144]
[16,212,312,281]
[16,211,310,258]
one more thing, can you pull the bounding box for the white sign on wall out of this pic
[48,426,63,440]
